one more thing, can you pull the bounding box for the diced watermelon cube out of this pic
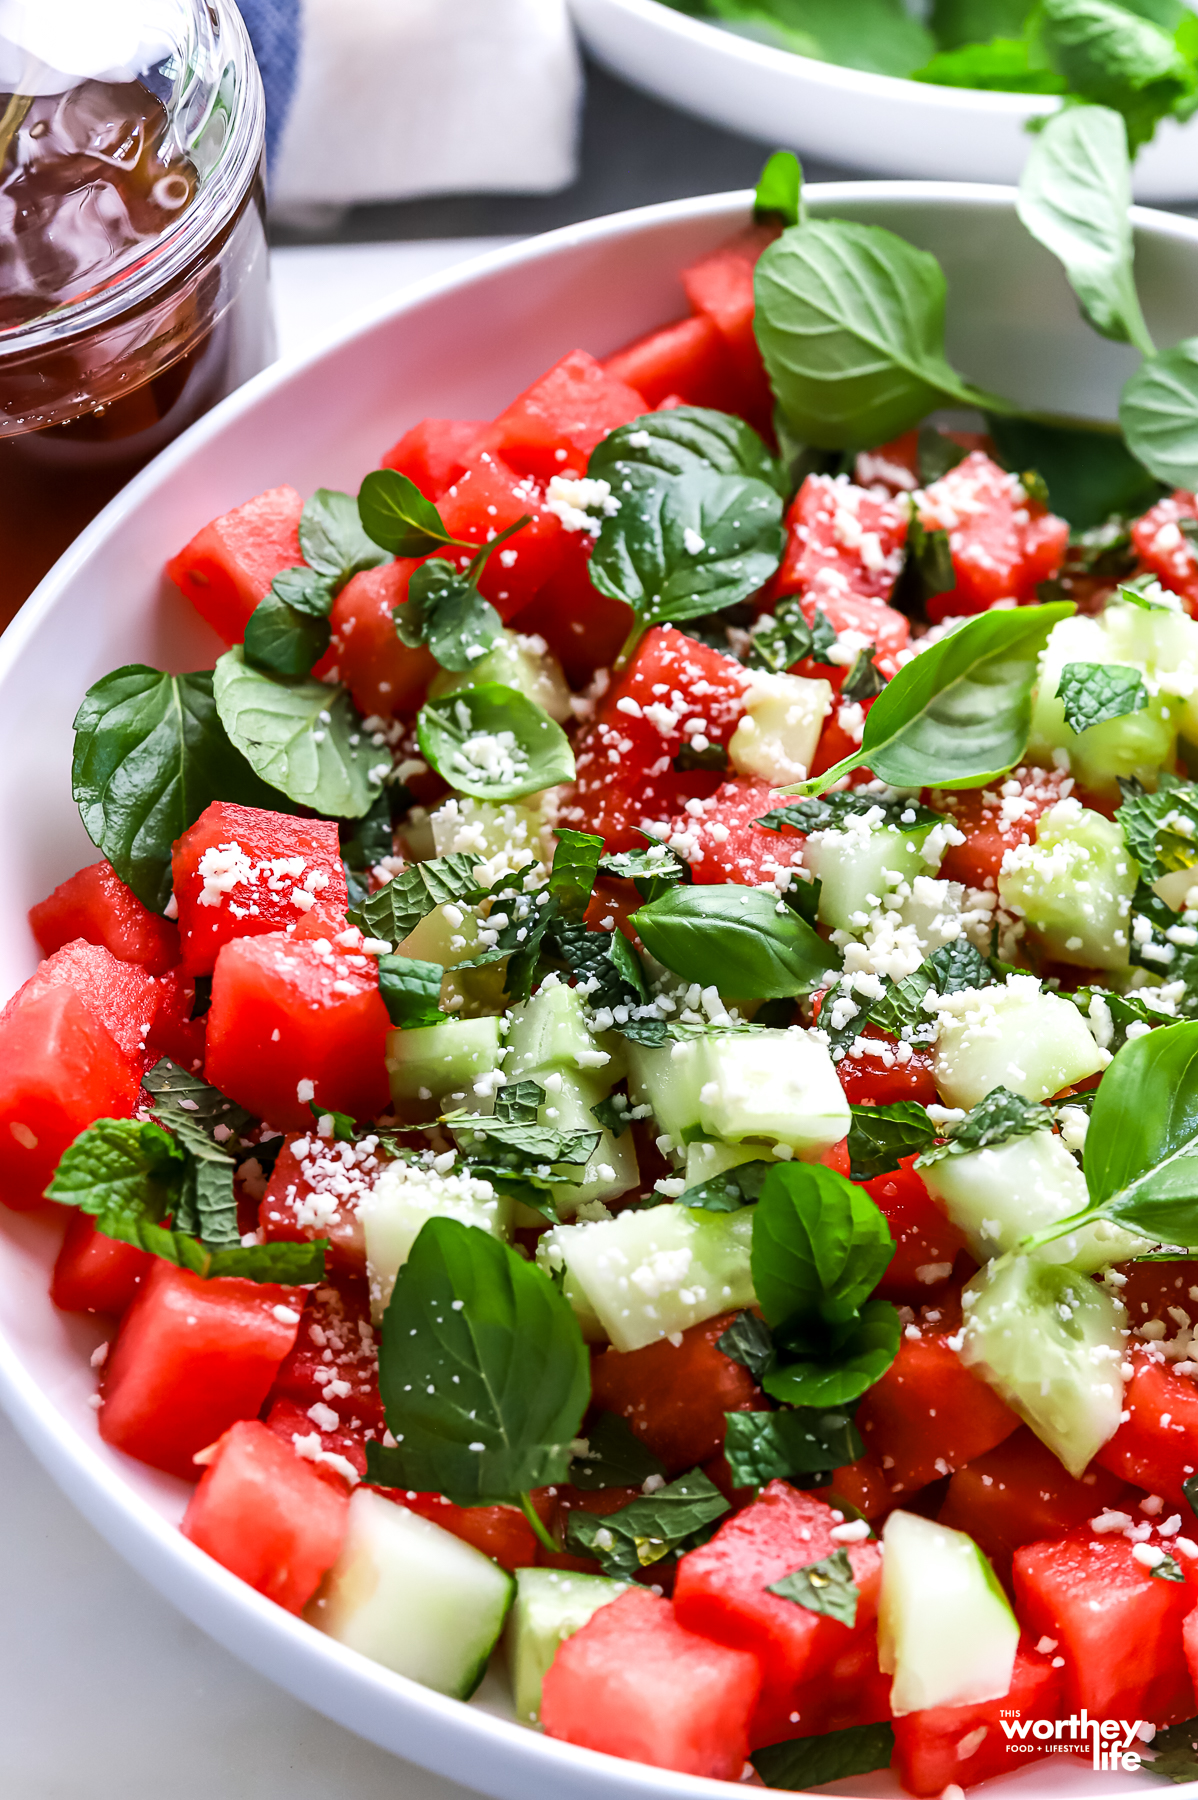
[265,1276,382,1433]
[931,766,1072,890]
[891,1644,1066,1795]
[773,474,910,612]
[258,1136,374,1276]
[854,430,920,493]
[589,1311,761,1475]
[673,1481,887,1747]
[380,417,487,500]
[826,1453,892,1522]
[165,485,305,645]
[100,1261,303,1479]
[681,227,778,429]
[1014,1527,1198,1724]
[3,938,160,1070]
[661,776,805,887]
[51,1209,153,1314]
[855,1323,1019,1497]
[1116,1257,1198,1330]
[602,313,741,413]
[435,452,569,616]
[30,861,180,975]
[863,1158,968,1303]
[1094,1347,1198,1514]
[834,1035,940,1109]
[327,559,437,719]
[939,1425,1135,1586]
[182,1419,349,1611]
[541,1585,760,1778]
[509,535,632,689]
[171,803,348,977]
[145,967,207,1074]
[474,349,645,479]
[917,452,1069,623]
[205,932,391,1128]
[385,1488,545,1573]
[0,985,141,1210]
[264,1393,369,1482]
[1131,491,1198,610]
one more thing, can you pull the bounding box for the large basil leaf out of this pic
[588,406,787,495]
[753,219,1013,450]
[1036,0,1196,152]
[631,884,840,999]
[213,649,383,819]
[72,665,286,913]
[752,1162,894,1330]
[799,602,1073,794]
[588,465,784,637]
[1121,340,1198,488]
[1016,105,1155,356]
[1076,1021,1198,1244]
[366,1216,589,1504]
[417,683,574,801]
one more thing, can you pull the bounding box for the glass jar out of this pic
[0,0,274,624]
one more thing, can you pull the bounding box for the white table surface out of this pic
[0,238,514,1800]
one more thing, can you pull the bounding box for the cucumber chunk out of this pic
[397,903,509,1016]
[1029,608,1181,798]
[309,1490,514,1697]
[878,1510,1019,1716]
[960,1253,1127,1476]
[998,799,1135,971]
[430,791,555,881]
[933,975,1104,1108]
[386,1015,502,1115]
[360,1156,512,1320]
[627,1029,849,1158]
[505,1568,630,1725]
[430,628,571,723]
[802,816,939,934]
[921,1130,1143,1273]
[727,670,832,787]
[538,1202,755,1352]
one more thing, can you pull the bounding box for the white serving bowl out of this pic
[570,0,1198,202]
[1,185,1195,1799]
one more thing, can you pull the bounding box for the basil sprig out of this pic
[631,884,840,999]
[394,514,533,673]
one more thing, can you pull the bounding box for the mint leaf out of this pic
[767,1547,860,1625]
[840,646,886,704]
[349,852,489,945]
[569,1411,667,1491]
[724,1409,862,1489]
[588,405,787,495]
[866,939,999,1040]
[1116,771,1198,883]
[495,1080,547,1125]
[548,918,668,1046]
[800,602,1073,794]
[754,149,803,228]
[299,487,389,587]
[848,1101,937,1180]
[1152,1552,1186,1581]
[752,1721,895,1789]
[417,683,574,801]
[72,665,285,913]
[358,468,462,557]
[599,840,691,904]
[393,560,503,674]
[1066,985,1172,1051]
[631,884,840,999]
[549,829,604,922]
[1145,1715,1198,1781]
[270,565,337,617]
[1058,660,1148,734]
[448,1109,601,1174]
[141,1058,253,1141]
[717,1309,776,1380]
[919,1085,1052,1166]
[684,1158,773,1213]
[747,597,836,673]
[376,953,446,1029]
[213,649,383,819]
[758,791,940,834]
[366,1216,589,1503]
[563,1469,729,1578]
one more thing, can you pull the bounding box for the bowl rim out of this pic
[569,0,1070,118]
[3,179,1197,1800]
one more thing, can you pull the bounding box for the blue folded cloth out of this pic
[235,0,300,170]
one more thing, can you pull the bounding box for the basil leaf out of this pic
[892,515,956,622]
[840,646,887,704]
[986,414,1161,532]
[752,1721,895,1790]
[754,219,1013,451]
[917,426,968,483]
[358,468,461,557]
[449,1111,601,1173]
[683,1158,773,1212]
[848,1101,937,1180]
[1037,0,1195,152]
[549,829,604,922]
[417,682,574,802]
[767,1547,860,1625]
[350,852,488,944]
[1066,985,1172,1051]
[754,148,803,229]
[1116,772,1198,883]
[72,665,284,913]
[762,1299,902,1408]
[366,1216,589,1503]
[270,565,337,617]
[213,648,383,819]
[759,791,940,834]
[376,953,446,1029]
[563,1469,729,1579]
[141,1057,253,1141]
[1145,1716,1198,1782]
[1121,339,1198,489]
[588,406,787,496]
[588,465,785,640]
[1016,105,1155,356]
[45,1118,325,1282]
[724,1409,862,1489]
[631,885,840,999]
[299,487,389,588]
[243,592,331,677]
[717,1309,777,1381]
[309,1100,356,1141]
[752,1161,895,1331]
[394,559,503,674]
[569,1411,667,1491]
[600,840,691,904]
[747,597,837,674]
[1058,660,1148,734]
[799,602,1074,794]
[549,918,668,1046]
[919,1085,1052,1166]
[1075,1021,1198,1244]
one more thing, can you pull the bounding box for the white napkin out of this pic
[272,0,582,208]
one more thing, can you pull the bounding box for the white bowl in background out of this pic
[1,185,1195,1799]
[570,0,1198,202]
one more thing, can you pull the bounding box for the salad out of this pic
[9,122,1198,1792]
[666,0,1198,153]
